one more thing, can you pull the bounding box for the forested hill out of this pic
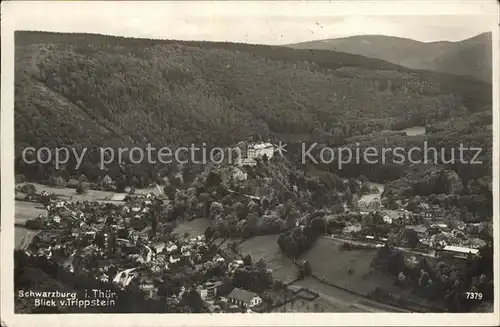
[288,32,493,83]
[15,31,491,181]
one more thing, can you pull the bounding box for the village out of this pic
[15,140,493,313]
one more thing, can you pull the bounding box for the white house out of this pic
[227,288,262,308]
[383,215,393,224]
[169,255,181,264]
[249,143,274,159]
[166,243,178,253]
[197,286,209,301]
[439,245,479,258]
[235,142,275,167]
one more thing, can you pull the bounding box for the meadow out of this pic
[14,201,46,250]
[237,235,297,284]
[299,237,394,295]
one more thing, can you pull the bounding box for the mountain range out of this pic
[288,32,492,83]
[14,31,491,185]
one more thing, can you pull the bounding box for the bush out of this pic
[20,183,37,194]
[15,174,26,184]
[49,176,67,188]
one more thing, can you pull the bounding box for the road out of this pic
[290,276,409,313]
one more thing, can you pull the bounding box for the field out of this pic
[16,182,119,202]
[15,201,47,250]
[15,200,47,224]
[300,237,396,295]
[237,235,297,283]
[297,237,434,311]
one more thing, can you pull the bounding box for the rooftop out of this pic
[250,143,273,150]
[405,225,428,233]
[228,288,259,303]
[442,245,479,255]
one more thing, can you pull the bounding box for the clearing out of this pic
[237,235,297,283]
[299,237,396,295]
[15,201,47,250]
[15,182,120,202]
[15,200,47,224]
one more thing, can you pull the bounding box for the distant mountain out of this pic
[288,32,492,83]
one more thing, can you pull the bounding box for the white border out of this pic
[1,1,499,326]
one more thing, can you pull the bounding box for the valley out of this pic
[12,30,493,314]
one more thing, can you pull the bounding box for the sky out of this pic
[2,1,498,45]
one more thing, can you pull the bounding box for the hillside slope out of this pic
[14,31,491,183]
[288,33,492,83]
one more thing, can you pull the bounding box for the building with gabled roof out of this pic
[227,288,262,308]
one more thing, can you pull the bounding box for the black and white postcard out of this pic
[1,1,499,326]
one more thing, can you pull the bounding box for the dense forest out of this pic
[15,31,491,189]
[12,31,494,315]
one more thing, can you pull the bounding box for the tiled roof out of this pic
[228,288,258,303]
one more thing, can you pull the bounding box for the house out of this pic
[237,157,258,167]
[430,205,444,220]
[152,242,166,254]
[197,280,221,301]
[248,142,274,160]
[438,245,479,259]
[342,223,362,235]
[364,235,377,244]
[110,193,128,201]
[197,287,209,301]
[232,168,247,182]
[169,255,181,264]
[228,260,244,273]
[131,206,142,213]
[227,288,262,308]
[382,215,393,224]
[213,254,225,263]
[235,142,274,167]
[101,175,114,186]
[465,238,487,249]
[417,203,443,220]
[166,242,178,253]
[204,281,221,299]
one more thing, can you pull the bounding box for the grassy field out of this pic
[16,182,120,202]
[15,200,47,224]
[299,238,396,295]
[237,235,297,283]
[14,201,47,250]
[15,228,39,250]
